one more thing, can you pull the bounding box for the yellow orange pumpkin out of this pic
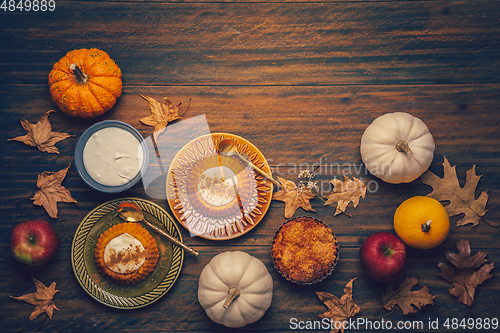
[48,48,122,119]
[393,196,450,249]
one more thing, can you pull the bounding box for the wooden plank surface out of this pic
[1,1,499,86]
[1,0,499,332]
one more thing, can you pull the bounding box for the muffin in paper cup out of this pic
[271,216,339,285]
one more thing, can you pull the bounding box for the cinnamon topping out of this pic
[104,233,147,274]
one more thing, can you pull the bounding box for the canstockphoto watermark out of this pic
[289,317,499,331]
[289,317,425,331]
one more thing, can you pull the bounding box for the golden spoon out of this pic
[218,139,285,190]
[116,202,199,256]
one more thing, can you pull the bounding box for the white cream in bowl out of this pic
[82,127,144,187]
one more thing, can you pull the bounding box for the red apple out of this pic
[359,232,406,282]
[10,220,59,266]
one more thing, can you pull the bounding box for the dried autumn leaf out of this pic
[324,176,366,216]
[10,277,59,320]
[421,156,493,227]
[8,110,74,154]
[139,94,186,142]
[438,239,494,306]
[317,278,361,333]
[272,176,315,218]
[31,164,77,218]
[382,276,436,315]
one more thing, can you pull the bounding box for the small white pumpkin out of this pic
[360,112,435,184]
[198,251,273,328]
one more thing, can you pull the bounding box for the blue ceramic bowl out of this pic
[75,120,149,193]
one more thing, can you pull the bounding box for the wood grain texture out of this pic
[1,1,499,85]
[2,246,499,332]
[2,84,499,167]
[1,0,499,332]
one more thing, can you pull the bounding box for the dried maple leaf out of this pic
[139,94,186,142]
[317,278,361,333]
[438,239,494,306]
[31,164,77,218]
[382,276,436,315]
[421,156,494,227]
[324,176,366,216]
[8,110,74,154]
[272,176,315,218]
[10,277,59,320]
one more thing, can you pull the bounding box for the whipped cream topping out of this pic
[103,233,147,274]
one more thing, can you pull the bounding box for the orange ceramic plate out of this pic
[166,133,273,240]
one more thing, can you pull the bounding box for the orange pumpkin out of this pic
[48,48,122,119]
[393,196,450,249]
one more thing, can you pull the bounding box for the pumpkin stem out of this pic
[395,140,413,157]
[70,63,88,83]
[223,287,240,309]
[421,219,432,232]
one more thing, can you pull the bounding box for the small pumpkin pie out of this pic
[271,216,338,284]
[94,222,159,285]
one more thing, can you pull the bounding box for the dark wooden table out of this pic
[1,1,499,332]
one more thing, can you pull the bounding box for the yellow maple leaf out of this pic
[272,176,316,218]
[139,94,187,143]
[324,176,366,216]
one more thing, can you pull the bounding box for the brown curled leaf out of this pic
[421,156,493,227]
[316,278,361,333]
[438,239,494,306]
[382,276,436,315]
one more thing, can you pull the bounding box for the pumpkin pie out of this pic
[271,216,338,284]
[94,222,159,285]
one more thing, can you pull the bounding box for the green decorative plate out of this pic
[71,197,184,309]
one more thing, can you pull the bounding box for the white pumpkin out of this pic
[198,251,273,328]
[360,112,435,184]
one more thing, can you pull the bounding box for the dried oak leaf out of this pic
[317,278,361,333]
[382,276,436,315]
[139,94,186,142]
[438,239,494,307]
[272,176,315,218]
[421,156,494,227]
[324,176,366,216]
[10,277,59,320]
[8,110,74,154]
[31,164,77,218]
